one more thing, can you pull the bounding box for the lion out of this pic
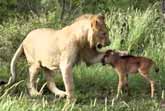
[7,14,110,102]
[102,49,159,98]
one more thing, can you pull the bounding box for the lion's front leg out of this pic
[60,63,75,102]
[59,47,78,102]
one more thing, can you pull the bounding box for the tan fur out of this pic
[74,14,93,22]
[8,14,110,101]
[102,50,158,98]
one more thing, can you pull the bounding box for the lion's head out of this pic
[88,14,110,49]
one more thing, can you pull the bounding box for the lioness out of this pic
[7,14,110,101]
[102,50,159,98]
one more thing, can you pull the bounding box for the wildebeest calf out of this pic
[102,50,159,98]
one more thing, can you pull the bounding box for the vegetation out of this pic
[0,0,165,111]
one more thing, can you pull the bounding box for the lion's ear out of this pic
[91,14,105,29]
[91,16,98,30]
[97,13,105,21]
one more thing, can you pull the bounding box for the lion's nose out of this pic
[96,43,102,49]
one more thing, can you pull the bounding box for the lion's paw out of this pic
[55,90,67,98]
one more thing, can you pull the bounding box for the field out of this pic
[0,64,165,111]
[0,0,165,111]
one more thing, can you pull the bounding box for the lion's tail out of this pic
[7,44,23,85]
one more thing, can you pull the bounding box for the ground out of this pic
[0,64,165,111]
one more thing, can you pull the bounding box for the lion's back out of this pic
[22,28,61,69]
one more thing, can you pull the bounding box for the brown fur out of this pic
[102,49,158,98]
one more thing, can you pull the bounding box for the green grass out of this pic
[0,96,162,111]
[0,64,165,111]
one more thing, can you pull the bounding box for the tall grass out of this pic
[106,4,164,54]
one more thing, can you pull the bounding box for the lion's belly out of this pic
[23,29,61,70]
[40,57,59,70]
[39,52,60,70]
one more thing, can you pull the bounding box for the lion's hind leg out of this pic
[44,69,67,98]
[27,62,41,96]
